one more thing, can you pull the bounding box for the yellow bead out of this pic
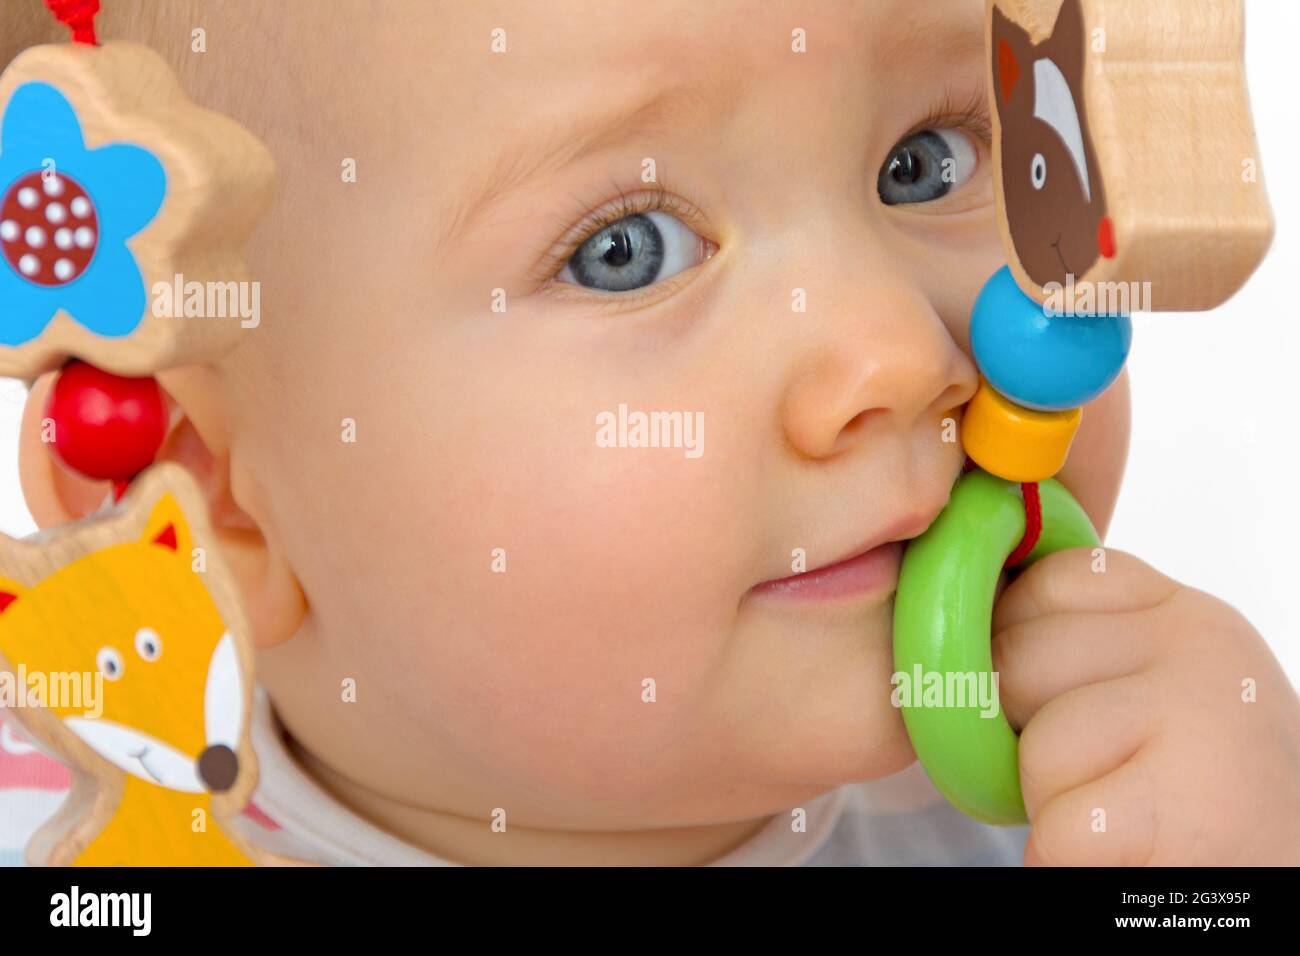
[962,380,1081,482]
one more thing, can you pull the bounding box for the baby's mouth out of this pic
[749,540,904,603]
[748,510,940,605]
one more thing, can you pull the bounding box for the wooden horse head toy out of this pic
[0,1,297,865]
[988,0,1274,309]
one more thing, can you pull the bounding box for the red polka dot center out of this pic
[1,171,99,286]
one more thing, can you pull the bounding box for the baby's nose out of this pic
[197,744,239,792]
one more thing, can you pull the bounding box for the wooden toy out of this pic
[0,34,274,379]
[0,4,301,865]
[961,381,1080,484]
[988,0,1273,312]
[45,356,170,498]
[893,0,1275,825]
[0,463,291,865]
[971,265,1131,413]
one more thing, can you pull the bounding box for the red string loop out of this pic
[963,459,1043,569]
[44,0,100,46]
[1004,481,1043,568]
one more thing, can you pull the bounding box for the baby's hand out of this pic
[991,549,1300,865]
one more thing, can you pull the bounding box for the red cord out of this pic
[1004,481,1042,568]
[45,0,100,45]
[963,458,1041,566]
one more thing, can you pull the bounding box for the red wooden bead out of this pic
[45,360,167,483]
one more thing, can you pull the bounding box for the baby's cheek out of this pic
[445,443,750,790]
[327,342,741,794]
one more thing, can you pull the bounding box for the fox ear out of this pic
[140,493,195,559]
[0,577,25,614]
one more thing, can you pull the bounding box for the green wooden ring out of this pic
[892,469,1100,825]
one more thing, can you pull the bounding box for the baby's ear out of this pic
[139,493,195,559]
[0,577,26,615]
[151,367,306,651]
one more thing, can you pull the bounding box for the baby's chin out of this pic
[720,594,919,789]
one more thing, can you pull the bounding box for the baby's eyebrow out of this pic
[875,14,985,75]
[433,78,744,258]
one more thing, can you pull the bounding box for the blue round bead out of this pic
[970,266,1131,411]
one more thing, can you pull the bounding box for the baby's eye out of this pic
[877,129,978,205]
[558,210,707,293]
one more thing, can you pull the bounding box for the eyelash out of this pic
[902,87,993,147]
[531,89,993,288]
[528,177,709,290]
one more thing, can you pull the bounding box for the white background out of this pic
[0,1,1296,684]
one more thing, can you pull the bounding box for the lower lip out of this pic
[749,541,903,603]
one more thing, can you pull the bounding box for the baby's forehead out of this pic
[426,0,984,87]
[421,0,985,216]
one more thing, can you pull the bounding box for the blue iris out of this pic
[0,82,165,347]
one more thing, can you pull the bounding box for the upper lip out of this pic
[754,498,949,587]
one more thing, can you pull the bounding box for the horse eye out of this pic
[1031,153,1048,190]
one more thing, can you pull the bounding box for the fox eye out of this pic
[96,647,124,681]
[1031,153,1047,190]
[878,128,977,205]
[135,628,162,662]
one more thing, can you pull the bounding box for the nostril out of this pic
[841,408,871,438]
[938,380,978,414]
[827,407,879,457]
[197,744,239,793]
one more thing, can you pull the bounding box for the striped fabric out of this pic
[0,708,72,867]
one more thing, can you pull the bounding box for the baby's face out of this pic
[232,0,1083,832]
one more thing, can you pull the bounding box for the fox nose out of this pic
[197,744,239,792]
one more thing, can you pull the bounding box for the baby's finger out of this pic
[1016,673,1153,821]
[1024,755,1159,866]
[993,547,1179,636]
[992,609,1157,730]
